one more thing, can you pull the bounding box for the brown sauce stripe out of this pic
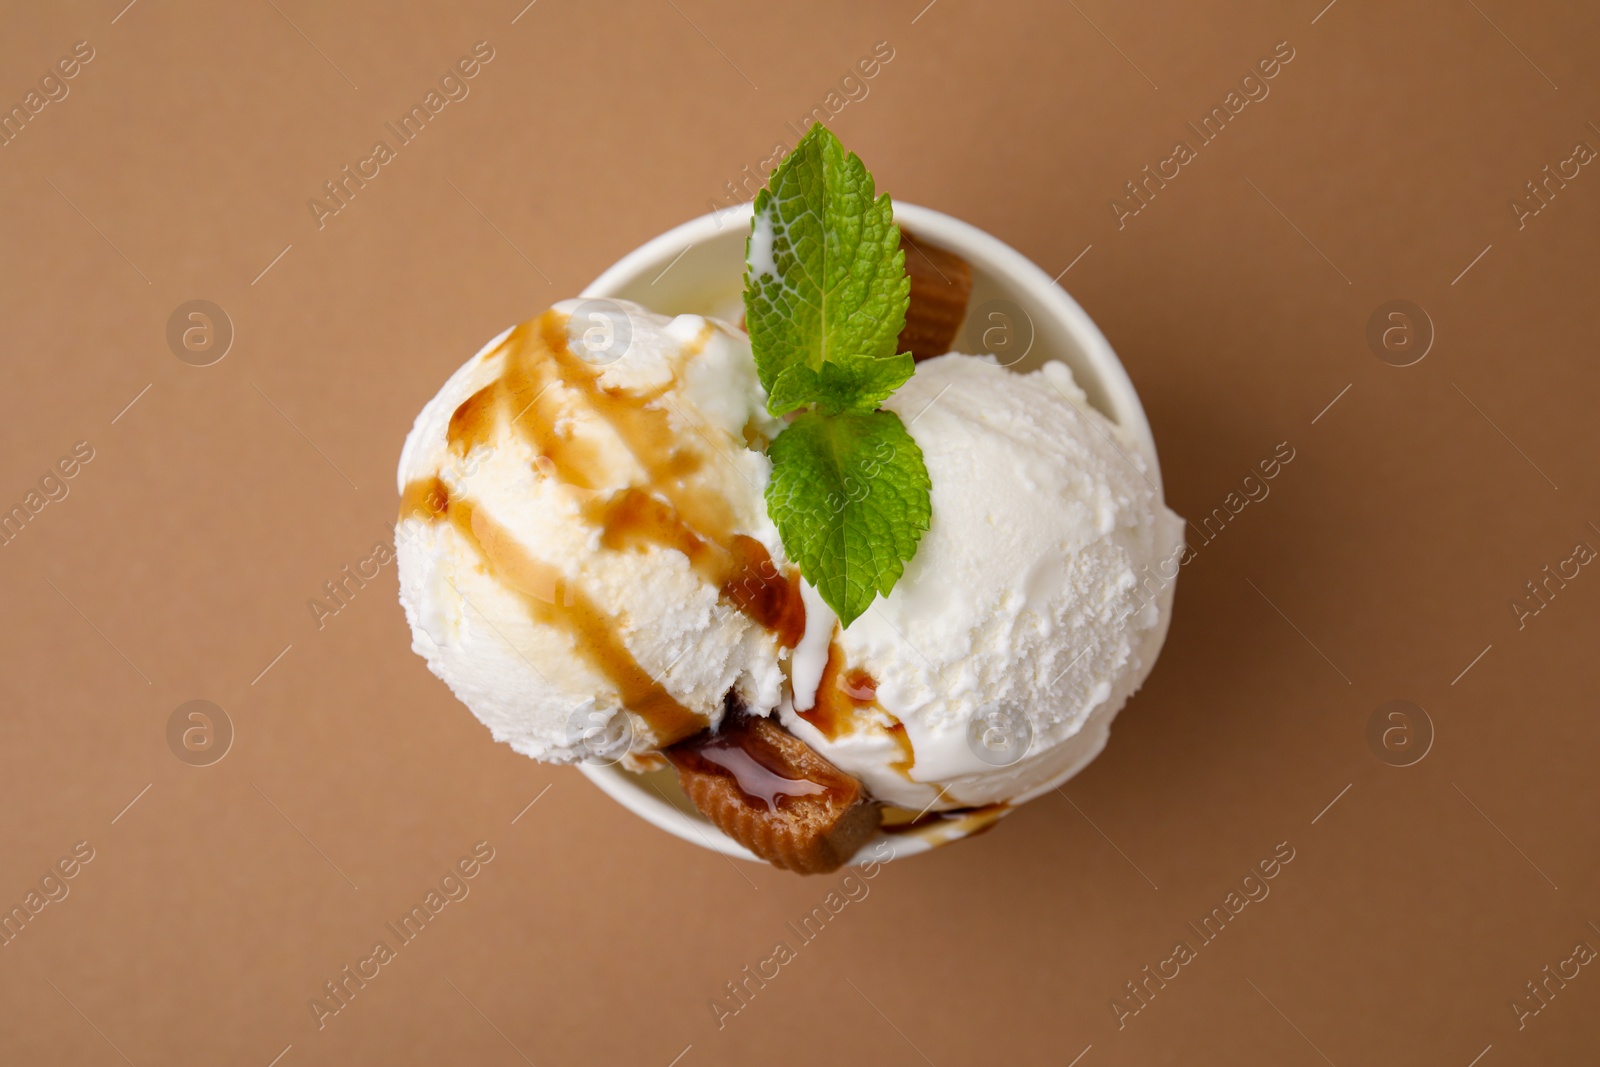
[798,639,916,775]
[881,802,1009,838]
[587,488,805,648]
[400,476,449,522]
[447,321,608,489]
[536,312,728,536]
[408,483,702,744]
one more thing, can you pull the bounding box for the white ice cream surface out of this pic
[777,354,1185,809]
[396,301,786,762]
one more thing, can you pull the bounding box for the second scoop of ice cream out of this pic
[779,353,1185,810]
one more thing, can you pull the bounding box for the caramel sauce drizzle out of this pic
[447,321,610,489]
[534,313,729,536]
[799,639,916,776]
[399,310,804,746]
[881,802,1010,839]
[798,641,864,740]
[884,722,916,779]
[400,476,450,522]
[399,482,703,743]
[586,488,804,647]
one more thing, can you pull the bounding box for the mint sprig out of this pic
[745,124,912,416]
[743,124,930,627]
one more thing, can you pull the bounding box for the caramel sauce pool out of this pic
[671,730,833,812]
[400,310,804,746]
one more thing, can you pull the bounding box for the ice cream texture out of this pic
[397,299,1183,810]
[783,353,1184,809]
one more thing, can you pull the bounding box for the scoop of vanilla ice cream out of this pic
[396,300,787,762]
[777,354,1185,810]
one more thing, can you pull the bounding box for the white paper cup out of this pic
[577,201,1166,867]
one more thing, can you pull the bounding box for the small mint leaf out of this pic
[764,409,931,627]
[767,354,914,417]
[744,123,909,417]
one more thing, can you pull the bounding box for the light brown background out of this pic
[3,0,1598,1064]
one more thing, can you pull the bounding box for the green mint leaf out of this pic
[744,123,910,417]
[743,125,930,627]
[767,353,915,417]
[764,409,931,627]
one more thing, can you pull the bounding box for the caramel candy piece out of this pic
[666,704,881,874]
[897,228,974,362]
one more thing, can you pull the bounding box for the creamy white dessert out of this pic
[397,300,790,762]
[781,353,1184,809]
[397,300,1183,813]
